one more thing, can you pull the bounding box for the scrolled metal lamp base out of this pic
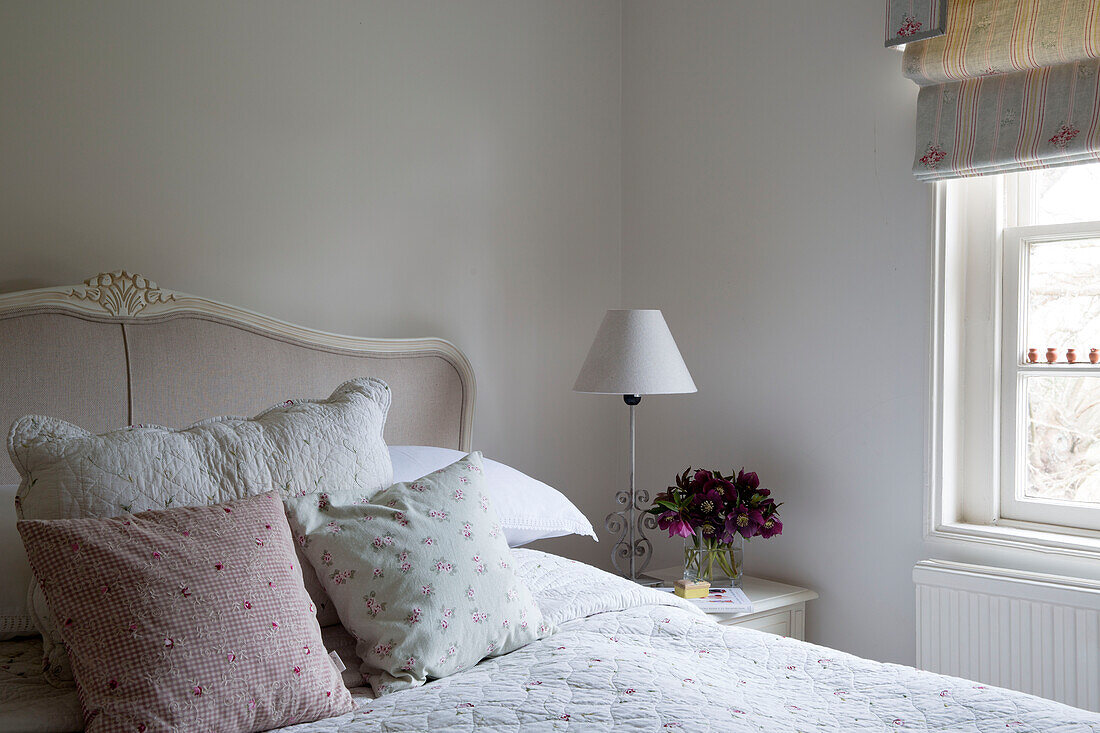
[605,395,660,585]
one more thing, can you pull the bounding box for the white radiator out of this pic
[914,560,1100,712]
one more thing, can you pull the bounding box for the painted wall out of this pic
[2,0,1013,667]
[621,0,931,664]
[0,0,622,567]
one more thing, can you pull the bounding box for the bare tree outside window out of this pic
[1024,240,1100,504]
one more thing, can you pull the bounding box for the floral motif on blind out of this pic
[886,0,948,47]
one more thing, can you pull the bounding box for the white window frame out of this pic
[999,222,1100,531]
[928,173,1100,558]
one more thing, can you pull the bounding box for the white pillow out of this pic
[0,484,34,639]
[388,446,596,546]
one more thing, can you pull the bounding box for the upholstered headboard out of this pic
[0,271,475,484]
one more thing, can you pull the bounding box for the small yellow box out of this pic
[673,579,710,599]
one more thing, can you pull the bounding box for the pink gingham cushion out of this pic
[17,492,354,732]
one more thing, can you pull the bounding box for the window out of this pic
[932,162,1100,546]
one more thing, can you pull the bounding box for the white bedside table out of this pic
[644,567,818,640]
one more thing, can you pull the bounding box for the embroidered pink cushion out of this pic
[17,492,354,732]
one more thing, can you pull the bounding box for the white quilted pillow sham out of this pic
[8,377,393,686]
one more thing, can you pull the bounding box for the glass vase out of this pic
[683,531,743,588]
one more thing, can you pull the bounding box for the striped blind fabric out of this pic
[902,0,1100,180]
[886,0,949,46]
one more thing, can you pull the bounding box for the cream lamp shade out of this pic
[573,309,697,395]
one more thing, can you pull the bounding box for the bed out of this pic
[1,272,1097,733]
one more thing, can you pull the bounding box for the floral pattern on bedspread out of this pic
[0,637,82,732]
[271,550,1100,733]
[1,637,41,679]
[6,550,1100,732]
[279,612,1100,732]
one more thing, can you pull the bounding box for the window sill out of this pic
[929,520,1100,561]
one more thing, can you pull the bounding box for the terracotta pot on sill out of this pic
[1067,349,1078,364]
[1046,347,1058,363]
[1091,349,1099,364]
[1027,348,1039,363]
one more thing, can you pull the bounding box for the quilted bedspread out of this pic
[3,549,1099,732]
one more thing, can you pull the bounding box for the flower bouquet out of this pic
[647,467,781,587]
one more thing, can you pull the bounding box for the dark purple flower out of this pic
[717,478,739,505]
[737,469,760,491]
[725,506,764,539]
[657,510,695,539]
[691,469,713,487]
[697,521,721,539]
[721,513,737,541]
[689,487,725,517]
[669,518,695,539]
[759,517,783,538]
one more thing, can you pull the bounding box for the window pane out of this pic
[1025,376,1100,504]
[1031,163,1100,225]
[1026,238,1100,358]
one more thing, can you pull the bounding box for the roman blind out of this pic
[901,0,1100,180]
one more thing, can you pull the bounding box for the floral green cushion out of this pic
[284,452,548,695]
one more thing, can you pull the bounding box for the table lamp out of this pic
[573,309,697,581]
